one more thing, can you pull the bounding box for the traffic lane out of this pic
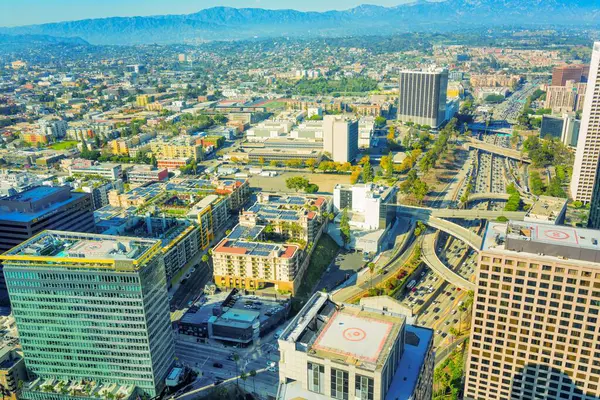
[172,265,211,311]
[317,250,365,292]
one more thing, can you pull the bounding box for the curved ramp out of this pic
[422,231,475,291]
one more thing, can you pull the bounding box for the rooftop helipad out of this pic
[312,311,394,364]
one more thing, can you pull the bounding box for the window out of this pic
[331,368,349,400]
[308,362,325,394]
[355,374,374,400]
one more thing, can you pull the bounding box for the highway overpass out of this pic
[466,138,531,163]
[395,204,526,222]
[422,231,475,291]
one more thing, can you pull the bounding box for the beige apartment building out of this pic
[150,137,203,161]
[571,42,600,203]
[276,292,434,400]
[465,221,600,400]
[545,81,587,113]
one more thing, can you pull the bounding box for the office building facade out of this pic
[465,221,600,400]
[398,68,448,128]
[1,231,174,398]
[571,42,600,203]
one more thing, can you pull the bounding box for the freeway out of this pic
[396,204,526,221]
[421,231,475,291]
[466,138,531,163]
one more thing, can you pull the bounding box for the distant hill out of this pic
[0,0,598,45]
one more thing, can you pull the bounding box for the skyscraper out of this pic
[1,231,174,398]
[322,115,359,163]
[465,221,600,400]
[397,68,448,128]
[570,42,600,204]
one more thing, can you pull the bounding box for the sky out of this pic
[0,0,409,27]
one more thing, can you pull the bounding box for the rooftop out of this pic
[282,292,404,371]
[2,231,160,270]
[0,186,88,223]
[214,238,298,259]
[483,221,600,264]
[23,378,137,400]
[525,195,567,223]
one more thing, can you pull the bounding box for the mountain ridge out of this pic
[0,1,598,45]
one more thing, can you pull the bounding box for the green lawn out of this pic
[296,233,339,298]
[49,141,78,150]
[263,100,287,110]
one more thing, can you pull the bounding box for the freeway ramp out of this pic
[422,231,475,291]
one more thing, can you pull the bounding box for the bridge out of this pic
[421,231,475,291]
[466,138,531,163]
[465,192,535,205]
[395,204,526,223]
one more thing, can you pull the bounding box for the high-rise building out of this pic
[277,292,434,400]
[322,115,359,163]
[398,68,449,128]
[552,64,590,86]
[465,221,600,400]
[1,231,174,398]
[571,43,600,203]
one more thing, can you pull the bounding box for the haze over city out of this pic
[0,1,599,400]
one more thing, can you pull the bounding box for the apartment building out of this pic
[1,231,174,398]
[150,136,203,162]
[68,161,123,180]
[552,65,590,86]
[126,165,169,185]
[545,81,587,113]
[465,221,600,400]
[571,42,600,203]
[277,292,434,400]
[212,225,302,293]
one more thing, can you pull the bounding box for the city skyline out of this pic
[0,0,409,27]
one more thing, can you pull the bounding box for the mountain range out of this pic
[0,0,599,46]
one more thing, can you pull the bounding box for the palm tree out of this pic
[249,369,257,394]
[368,262,375,289]
[232,353,240,389]
[240,372,248,392]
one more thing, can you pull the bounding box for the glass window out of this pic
[331,368,349,399]
[355,374,374,400]
[308,362,325,394]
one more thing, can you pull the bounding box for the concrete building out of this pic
[398,68,448,128]
[323,115,359,163]
[1,231,174,398]
[150,137,203,162]
[212,227,302,294]
[80,179,124,210]
[552,64,589,86]
[333,184,396,231]
[0,186,95,253]
[68,162,123,180]
[571,42,600,203]
[0,348,27,400]
[359,116,375,148]
[524,195,568,225]
[540,113,581,147]
[277,292,434,400]
[126,165,169,185]
[465,221,600,400]
[544,81,587,113]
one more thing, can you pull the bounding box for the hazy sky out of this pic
[0,0,409,27]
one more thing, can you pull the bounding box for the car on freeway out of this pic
[213,362,223,368]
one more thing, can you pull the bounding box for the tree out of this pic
[374,116,386,128]
[249,369,257,394]
[340,208,351,247]
[286,176,309,191]
[305,158,316,172]
[269,160,279,167]
[368,262,375,289]
[362,160,374,183]
[232,353,240,389]
[258,156,265,166]
[411,179,429,204]
[305,183,319,193]
[240,372,248,391]
[201,254,209,263]
[387,126,396,142]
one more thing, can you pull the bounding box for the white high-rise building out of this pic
[322,115,358,163]
[570,42,600,203]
